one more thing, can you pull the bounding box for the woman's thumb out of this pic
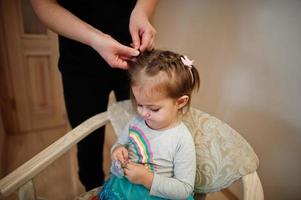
[118,44,140,57]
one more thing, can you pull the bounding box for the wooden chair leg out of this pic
[18,180,36,200]
[242,171,264,200]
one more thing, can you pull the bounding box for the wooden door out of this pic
[0,0,67,133]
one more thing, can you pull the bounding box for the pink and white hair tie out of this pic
[181,55,194,83]
[181,56,194,69]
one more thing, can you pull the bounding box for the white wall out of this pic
[153,1,301,199]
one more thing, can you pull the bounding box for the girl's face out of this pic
[132,86,182,131]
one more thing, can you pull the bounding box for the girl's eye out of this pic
[150,108,160,112]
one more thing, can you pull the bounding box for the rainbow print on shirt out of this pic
[129,125,154,172]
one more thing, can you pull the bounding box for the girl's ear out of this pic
[176,95,189,110]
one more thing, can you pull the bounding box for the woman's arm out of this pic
[30,0,139,68]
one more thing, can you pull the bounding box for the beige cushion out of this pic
[108,100,259,193]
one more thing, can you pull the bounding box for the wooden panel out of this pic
[26,55,52,115]
[0,0,67,133]
[22,52,65,130]
[1,0,29,133]
[20,0,47,35]
[0,1,19,134]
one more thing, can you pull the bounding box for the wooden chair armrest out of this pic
[0,112,109,198]
[242,171,264,200]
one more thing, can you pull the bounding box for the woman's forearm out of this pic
[135,0,159,19]
[30,0,104,47]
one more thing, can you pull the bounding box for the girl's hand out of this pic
[111,145,129,165]
[124,161,154,188]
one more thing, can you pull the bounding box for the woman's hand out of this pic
[90,32,139,69]
[129,0,158,52]
[129,10,156,52]
[124,161,154,188]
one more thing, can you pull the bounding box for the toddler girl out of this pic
[98,49,200,200]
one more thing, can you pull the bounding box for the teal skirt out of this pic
[97,175,194,200]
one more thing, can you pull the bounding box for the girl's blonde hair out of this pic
[128,49,200,111]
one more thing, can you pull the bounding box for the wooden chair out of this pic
[0,100,264,200]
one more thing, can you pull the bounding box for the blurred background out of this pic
[1,0,300,199]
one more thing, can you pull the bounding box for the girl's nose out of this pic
[139,107,150,118]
